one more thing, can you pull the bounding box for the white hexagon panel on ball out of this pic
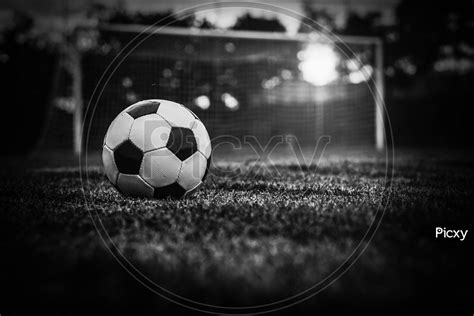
[157,100,196,128]
[177,151,208,191]
[104,112,134,150]
[129,114,171,152]
[140,148,182,188]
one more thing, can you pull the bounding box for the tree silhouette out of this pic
[341,11,382,36]
[391,0,474,75]
[103,10,196,28]
[231,13,286,32]
[298,0,337,33]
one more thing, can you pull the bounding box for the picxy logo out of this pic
[435,227,468,241]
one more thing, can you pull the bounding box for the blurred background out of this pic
[0,2,473,314]
[0,0,473,155]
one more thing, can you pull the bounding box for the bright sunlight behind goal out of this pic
[40,24,385,154]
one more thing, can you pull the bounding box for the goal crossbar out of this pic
[100,23,382,46]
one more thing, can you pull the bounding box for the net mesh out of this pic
[41,25,379,153]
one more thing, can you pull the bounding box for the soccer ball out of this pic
[102,99,211,199]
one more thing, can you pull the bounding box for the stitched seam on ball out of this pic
[155,112,173,127]
[197,148,211,159]
[137,174,153,191]
[143,145,166,154]
[176,161,184,183]
[126,115,134,139]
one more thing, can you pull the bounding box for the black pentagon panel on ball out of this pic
[127,101,161,119]
[114,140,143,174]
[153,182,186,199]
[166,127,198,161]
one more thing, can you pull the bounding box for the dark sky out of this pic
[0,0,399,32]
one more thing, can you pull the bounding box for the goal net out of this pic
[39,24,384,156]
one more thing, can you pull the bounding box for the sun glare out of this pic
[298,43,339,86]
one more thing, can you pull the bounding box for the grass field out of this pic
[0,148,472,315]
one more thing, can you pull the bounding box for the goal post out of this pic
[51,24,386,155]
[71,47,83,156]
[374,39,385,152]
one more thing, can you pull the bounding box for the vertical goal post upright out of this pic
[374,38,385,152]
[71,46,83,156]
[71,24,385,154]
